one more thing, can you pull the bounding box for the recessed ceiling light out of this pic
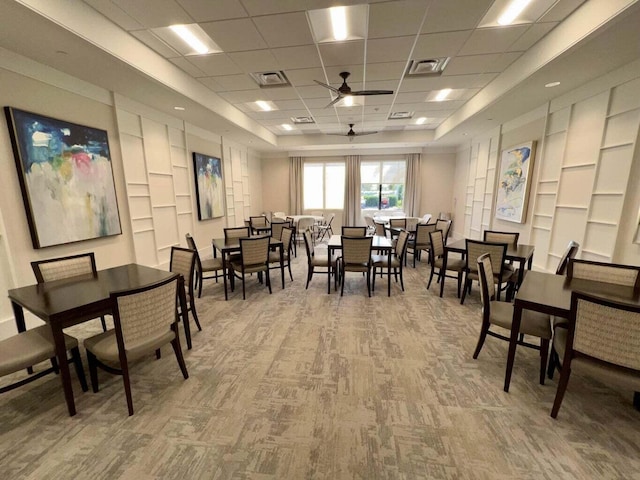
[415,117,427,125]
[545,81,561,88]
[170,25,209,54]
[281,124,293,131]
[497,0,532,26]
[255,100,273,111]
[174,106,185,111]
[307,5,368,43]
[434,88,452,102]
[153,24,222,56]
[330,7,347,41]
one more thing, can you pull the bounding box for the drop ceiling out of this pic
[3,0,640,152]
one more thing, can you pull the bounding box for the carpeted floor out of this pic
[1,239,639,479]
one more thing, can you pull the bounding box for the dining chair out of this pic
[229,236,272,300]
[406,223,437,267]
[405,217,420,234]
[272,211,287,221]
[372,230,409,293]
[268,226,293,282]
[270,219,290,241]
[420,213,432,225]
[170,246,201,336]
[363,215,376,235]
[435,219,452,244]
[427,229,464,298]
[550,291,640,418]
[389,218,406,229]
[224,226,251,240]
[315,213,335,242]
[185,234,223,298]
[474,253,552,385]
[0,325,87,395]
[296,216,316,246]
[303,228,338,290]
[374,221,387,237]
[249,215,269,235]
[84,274,188,416]
[461,240,508,304]
[483,230,519,282]
[31,253,108,332]
[340,236,373,297]
[342,226,367,237]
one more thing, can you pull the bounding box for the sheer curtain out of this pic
[343,155,361,225]
[404,153,421,217]
[289,156,303,215]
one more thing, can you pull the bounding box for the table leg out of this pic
[52,322,76,416]
[504,303,523,392]
[634,391,640,410]
[440,251,448,298]
[387,248,391,297]
[222,252,229,301]
[280,244,285,289]
[178,275,191,350]
[528,254,533,270]
[327,246,332,294]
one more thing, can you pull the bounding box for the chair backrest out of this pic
[465,239,507,276]
[389,218,406,228]
[435,219,452,241]
[185,233,204,274]
[567,259,640,288]
[280,227,294,255]
[303,229,315,262]
[273,211,286,220]
[342,226,367,237]
[414,223,437,244]
[270,221,290,240]
[395,230,410,260]
[567,291,640,370]
[374,221,386,237]
[224,226,251,241]
[364,215,375,228]
[32,253,97,283]
[341,236,373,265]
[484,230,519,248]
[405,217,420,232]
[438,212,451,220]
[239,236,270,267]
[250,215,268,228]
[297,216,316,232]
[324,213,335,226]
[477,253,496,320]
[556,240,580,275]
[429,230,446,260]
[420,213,432,224]
[111,275,179,352]
[170,246,196,294]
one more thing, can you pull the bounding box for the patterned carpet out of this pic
[1,240,639,479]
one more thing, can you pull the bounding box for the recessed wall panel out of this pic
[168,127,185,148]
[602,110,640,147]
[129,197,152,219]
[120,134,147,183]
[550,208,588,256]
[557,166,595,207]
[589,195,623,224]
[172,167,190,195]
[583,223,617,258]
[547,107,570,135]
[153,206,179,249]
[149,174,176,206]
[540,133,564,180]
[563,92,608,167]
[171,146,188,167]
[142,118,171,173]
[609,77,640,115]
[133,231,157,266]
[594,145,633,193]
[117,111,142,136]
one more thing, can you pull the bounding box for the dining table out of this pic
[212,236,284,300]
[504,270,640,409]
[327,234,394,296]
[441,238,535,298]
[7,264,186,417]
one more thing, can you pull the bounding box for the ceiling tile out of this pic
[443,52,522,75]
[228,50,280,73]
[84,0,144,30]
[412,31,472,59]
[508,22,557,51]
[218,89,264,103]
[365,62,406,81]
[458,25,529,56]
[198,76,223,91]
[169,57,208,77]
[111,0,193,28]
[396,92,430,103]
[421,0,494,34]
[176,0,248,21]
[304,97,334,109]
[272,45,322,69]
[357,95,393,106]
[366,37,414,63]
[239,0,307,16]
[214,73,258,91]
[324,66,364,84]
[539,0,586,22]
[252,12,314,48]
[130,30,180,58]
[285,67,325,86]
[186,54,243,76]
[319,41,365,67]
[295,85,331,99]
[200,18,267,52]
[368,0,428,39]
[274,99,306,110]
[264,87,300,100]
[430,73,498,88]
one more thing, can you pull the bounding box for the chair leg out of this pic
[547,347,558,379]
[427,266,435,289]
[70,346,88,392]
[287,261,293,281]
[540,338,550,385]
[100,315,108,332]
[50,356,59,374]
[460,278,469,304]
[473,321,490,359]
[551,364,572,418]
[340,266,345,296]
[366,269,371,297]
[399,268,404,291]
[457,272,462,298]
[87,351,99,393]
[121,359,134,416]
[305,266,312,289]
[372,267,376,291]
[197,272,203,298]
[156,349,162,360]
[241,274,246,300]
[170,327,189,380]
[266,269,272,294]
[190,301,202,332]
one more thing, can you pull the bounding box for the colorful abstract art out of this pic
[5,107,122,248]
[192,152,224,220]
[495,141,536,224]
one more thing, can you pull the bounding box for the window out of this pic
[361,160,406,210]
[304,162,345,209]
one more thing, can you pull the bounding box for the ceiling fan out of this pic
[315,71,394,108]
[328,124,378,141]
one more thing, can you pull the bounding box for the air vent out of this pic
[249,71,291,88]
[291,116,315,124]
[388,111,414,120]
[405,57,450,77]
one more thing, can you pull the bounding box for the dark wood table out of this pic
[7,264,185,416]
[327,234,394,296]
[442,239,535,298]
[505,270,640,409]
[212,236,284,300]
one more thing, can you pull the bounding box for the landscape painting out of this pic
[5,107,122,248]
[193,152,224,220]
[495,141,536,224]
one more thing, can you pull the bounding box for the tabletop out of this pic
[445,238,535,261]
[213,236,283,252]
[328,234,393,249]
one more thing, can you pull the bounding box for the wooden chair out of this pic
[31,253,108,332]
[363,215,376,235]
[474,253,552,386]
[374,221,387,237]
[249,215,269,235]
[268,226,294,282]
[461,240,508,304]
[372,230,410,293]
[342,226,367,237]
[315,213,335,242]
[483,230,518,282]
[84,275,188,416]
[296,216,316,246]
[229,236,272,300]
[224,226,251,241]
[427,229,464,298]
[340,236,373,297]
[185,234,223,298]
[170,246,201,339]
[270,219,290,241]
[435,219,452,244]
[406,223,437,267]
[550,291,640,418]
[303,228,338,290]
[272,211,287,221]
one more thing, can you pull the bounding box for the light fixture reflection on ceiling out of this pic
[416,117,427,125]
[434,88,452,101]
[281,124,293,131]
[545,81,561,88]
[497,0,532,26]
[174,106,185,111]
[170,24,209,54]
[256,100,273,111]
[330,6,348,41]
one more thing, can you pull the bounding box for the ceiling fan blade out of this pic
[323,95,343,108]
[314,79,340,94]
[351,90,394,96]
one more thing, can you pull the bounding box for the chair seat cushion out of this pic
[230,261,268,274]
[84,329,175,364]
[0,325,78,376]
[311,255,336,267]
[201,258,223,271]
[343,262,370,272]
[371,254,401,268]
[434,257,465,271]
[490,301,552,339]
[268,252,288,263]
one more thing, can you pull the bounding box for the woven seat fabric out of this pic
[433,257,464,270]
[224,227,250,240]
[371,254,401,268]
[200,257,223,271]
[484,231,519,248]
[311,255,336,267]
[374,222,386,237]
[0,325,78,376]
[490,301,552,338]
[36,256,94,281]
[342,226,367,237]
[84,329,174,364]
[570,260,640,287]
[170,248,193,281]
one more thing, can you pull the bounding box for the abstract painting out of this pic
[5,107,122,248]
[495,141,536,223]
[192,152,224,220]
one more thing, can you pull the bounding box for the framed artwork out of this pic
[192,152,224,220]
[4,107,122,248]
[494,141,537,224]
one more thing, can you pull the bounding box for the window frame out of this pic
[360,159,407,211]
[303,160,345,210]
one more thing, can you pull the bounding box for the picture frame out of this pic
[192,152,225,220]
[4,107,122,248]
[494,141,537,224]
